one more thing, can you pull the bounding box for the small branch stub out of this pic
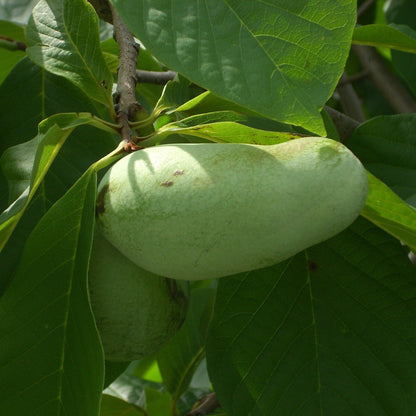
[0,35,26,52]
[185,393,220,416]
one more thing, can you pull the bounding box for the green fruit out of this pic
[96,137,368,280]
[88,230,189,362]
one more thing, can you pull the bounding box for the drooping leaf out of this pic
[112,0,357,135]
[352,23,416,53]
[362,172,416,252]
[157,288,214,404]
[173,90,296,133]
[26,0,113,109]
[347,114,416,207]
[0,123,73,251]
[207,217,416,416]
[153,120,304,146]
[0,112,117,254]
[0,168,104,416]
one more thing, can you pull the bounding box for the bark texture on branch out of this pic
[135,69,177,85]
[352,45,416,114]
[185,393,220,416]
[110,3,142,151]
[324,106,360,142]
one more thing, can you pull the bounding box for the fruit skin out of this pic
[88,230,189,362]
[96,137,368,280]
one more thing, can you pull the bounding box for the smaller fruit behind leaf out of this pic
[88,229,189,362]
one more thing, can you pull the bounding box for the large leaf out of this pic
[0,168,104,416]
[0,57,104,155]
[152,119,303,146]
[352,23,416,53]
[347,114,416,206]
[206,217,416,416]
[111,0,357,135]
[26,0,113,109]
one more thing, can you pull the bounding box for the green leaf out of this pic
[352,23,416,53]
[385,3,416,98]
[157,288,214,404]
[0,168,104,415]
[100,394,145,416]
[173,91,296,134]
[347,114,416,206]
[0,116,118,293]
[112,0,357,135]
[144,388,172,416]
[391,24,416,98]
[133,356,163,384]
[206,217,416,416]
[154,120,304,146]
[0,20,25,85]
[362,172,416,253]
[0,112,116,253]
[0,57,103,155]
[26,0,113,110]
[0,123,73,251]
[107,365,165,406]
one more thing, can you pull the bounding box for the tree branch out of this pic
[324,106,360,142]
[352,45,416,113]
[0,36,26,52]
[88,0,113,23]
[134,69,177,85]
[185,393,220,416]
[110,3,142,152]
[336,73,366,122]
[357,0,376,19]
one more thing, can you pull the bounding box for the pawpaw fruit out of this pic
[88,230,189,361]
[96,137,368,280]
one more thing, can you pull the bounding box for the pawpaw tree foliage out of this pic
[0,0,415,415]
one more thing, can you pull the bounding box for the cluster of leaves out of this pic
[0,0,416,415]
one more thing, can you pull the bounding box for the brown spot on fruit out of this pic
[173,169,184,176]
[96,184,109,217]
[161,180,174,187]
